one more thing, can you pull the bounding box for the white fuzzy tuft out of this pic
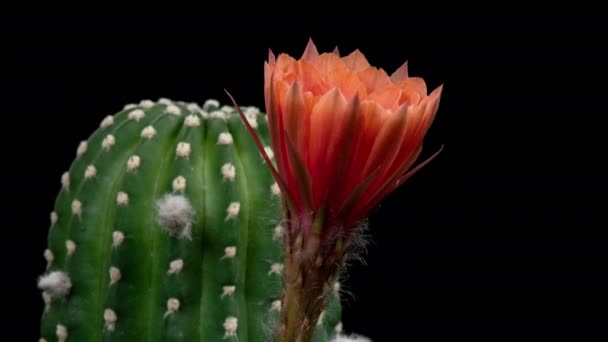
[50,212,58,225]
[127,155,141,172]
[200,110,210,119]
[223,316,238,338]
[112,231,124,247]
[245,107,259,129]
[128,109,145,121]
[124,103,137,110]
[187,103,201,112]
[139,99,155,109]
[39,338,48,342]
[184,114,201,127]
[61,172,70,190]
[222,246,237,259]
[164,298,180,317]
[318,311,325,325]
[335,322,343,333]
[217,132,233,145]
[176,142,191,158]
[84,165,97,180]
[65,240,76,256]
[44,249,54,268]
[166,104,181,116]
[116,192,129,206]
[204,99,220,108]
[332,334,371,342]
[38,271,71,298]
[141,125,157,139]
[221,285,236,298]
[334,281,341,295]
[270,299,281,311]
[158,98,172,105]
[268,263,283,276]
[42,291,52,311]
[210,110,227,120]
[225,202,240,220]
[172,175,186,193]
[168,259,184,274]
[56,324,68,342]
[71,199,82,218]
[264,146,274,160]
[109,266,121,285]
[156,194,193,239]
[221,163,236,182]
[220,105,233,113]
[273,224,285,241]
[76,141,88,159]
[271,182,281,196]
[100,115,114,129]
[104,308,117,331]
[102,134,116,151]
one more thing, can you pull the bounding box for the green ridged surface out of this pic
[40,99,342,341]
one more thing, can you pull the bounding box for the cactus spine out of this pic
[39,99,342,341]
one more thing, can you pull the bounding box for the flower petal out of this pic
[302,38,320,61]
[357,67,392,94]
[390,60,409,83]
[342,49,370,71]
[308,88,347,207]
[366,84,402,111]
[285,129,314,213]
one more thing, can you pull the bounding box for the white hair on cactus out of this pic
[271,182,281,196]
[245,107,259,128]
[221,163,236,181]
[268,263,283,276]
[84,165,97,180]
[44,249,54,269]
[156,194,193,240]
[38,271,72,298]
[221,285,236,298]
[76,141,87,159]
[112,231,125,247]
[217,132,233,145]
[176,142,191,158]
[123,103,137,110]
[141,125,157,139]
[184,114,200,127]
[204,99,220,109]
[128,109,145,121]
[109,266,121,285]
[42,291,52,311]
[139,99,155,109]
[263,146,274,160]
[102,134,116,151]
[56,324,68,342]
[116,192,129,206]
[71,199,82,218]
[61,172,70,190]
[65,240,76,256]
[164,298,180,318]
[273,224,285,241]
[100,115,114,129]
[127,155,141,172]
[221,246,237,259]
[225,202,240,220]
[270,299,281,311]
[165,104,181,116]
[168,259,184,274]
[200,110,210,119]
[332,334,371,342]
[210,110,227,120]
[223,316,238,338]
[335,322,343,333]
[158,98,172,105]
[187,103,201,112]
[50,211,58,225]
[39,338,48,342]
[104,308,117,331]
[172,175,186,193]
[220,105,233,113]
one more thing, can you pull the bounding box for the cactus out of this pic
[38,98,342,342]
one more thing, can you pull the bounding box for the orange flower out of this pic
[230,39,443,239]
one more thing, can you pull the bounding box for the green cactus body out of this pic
[39,99,342,342]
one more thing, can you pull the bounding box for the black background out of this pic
[3,14,607,339]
